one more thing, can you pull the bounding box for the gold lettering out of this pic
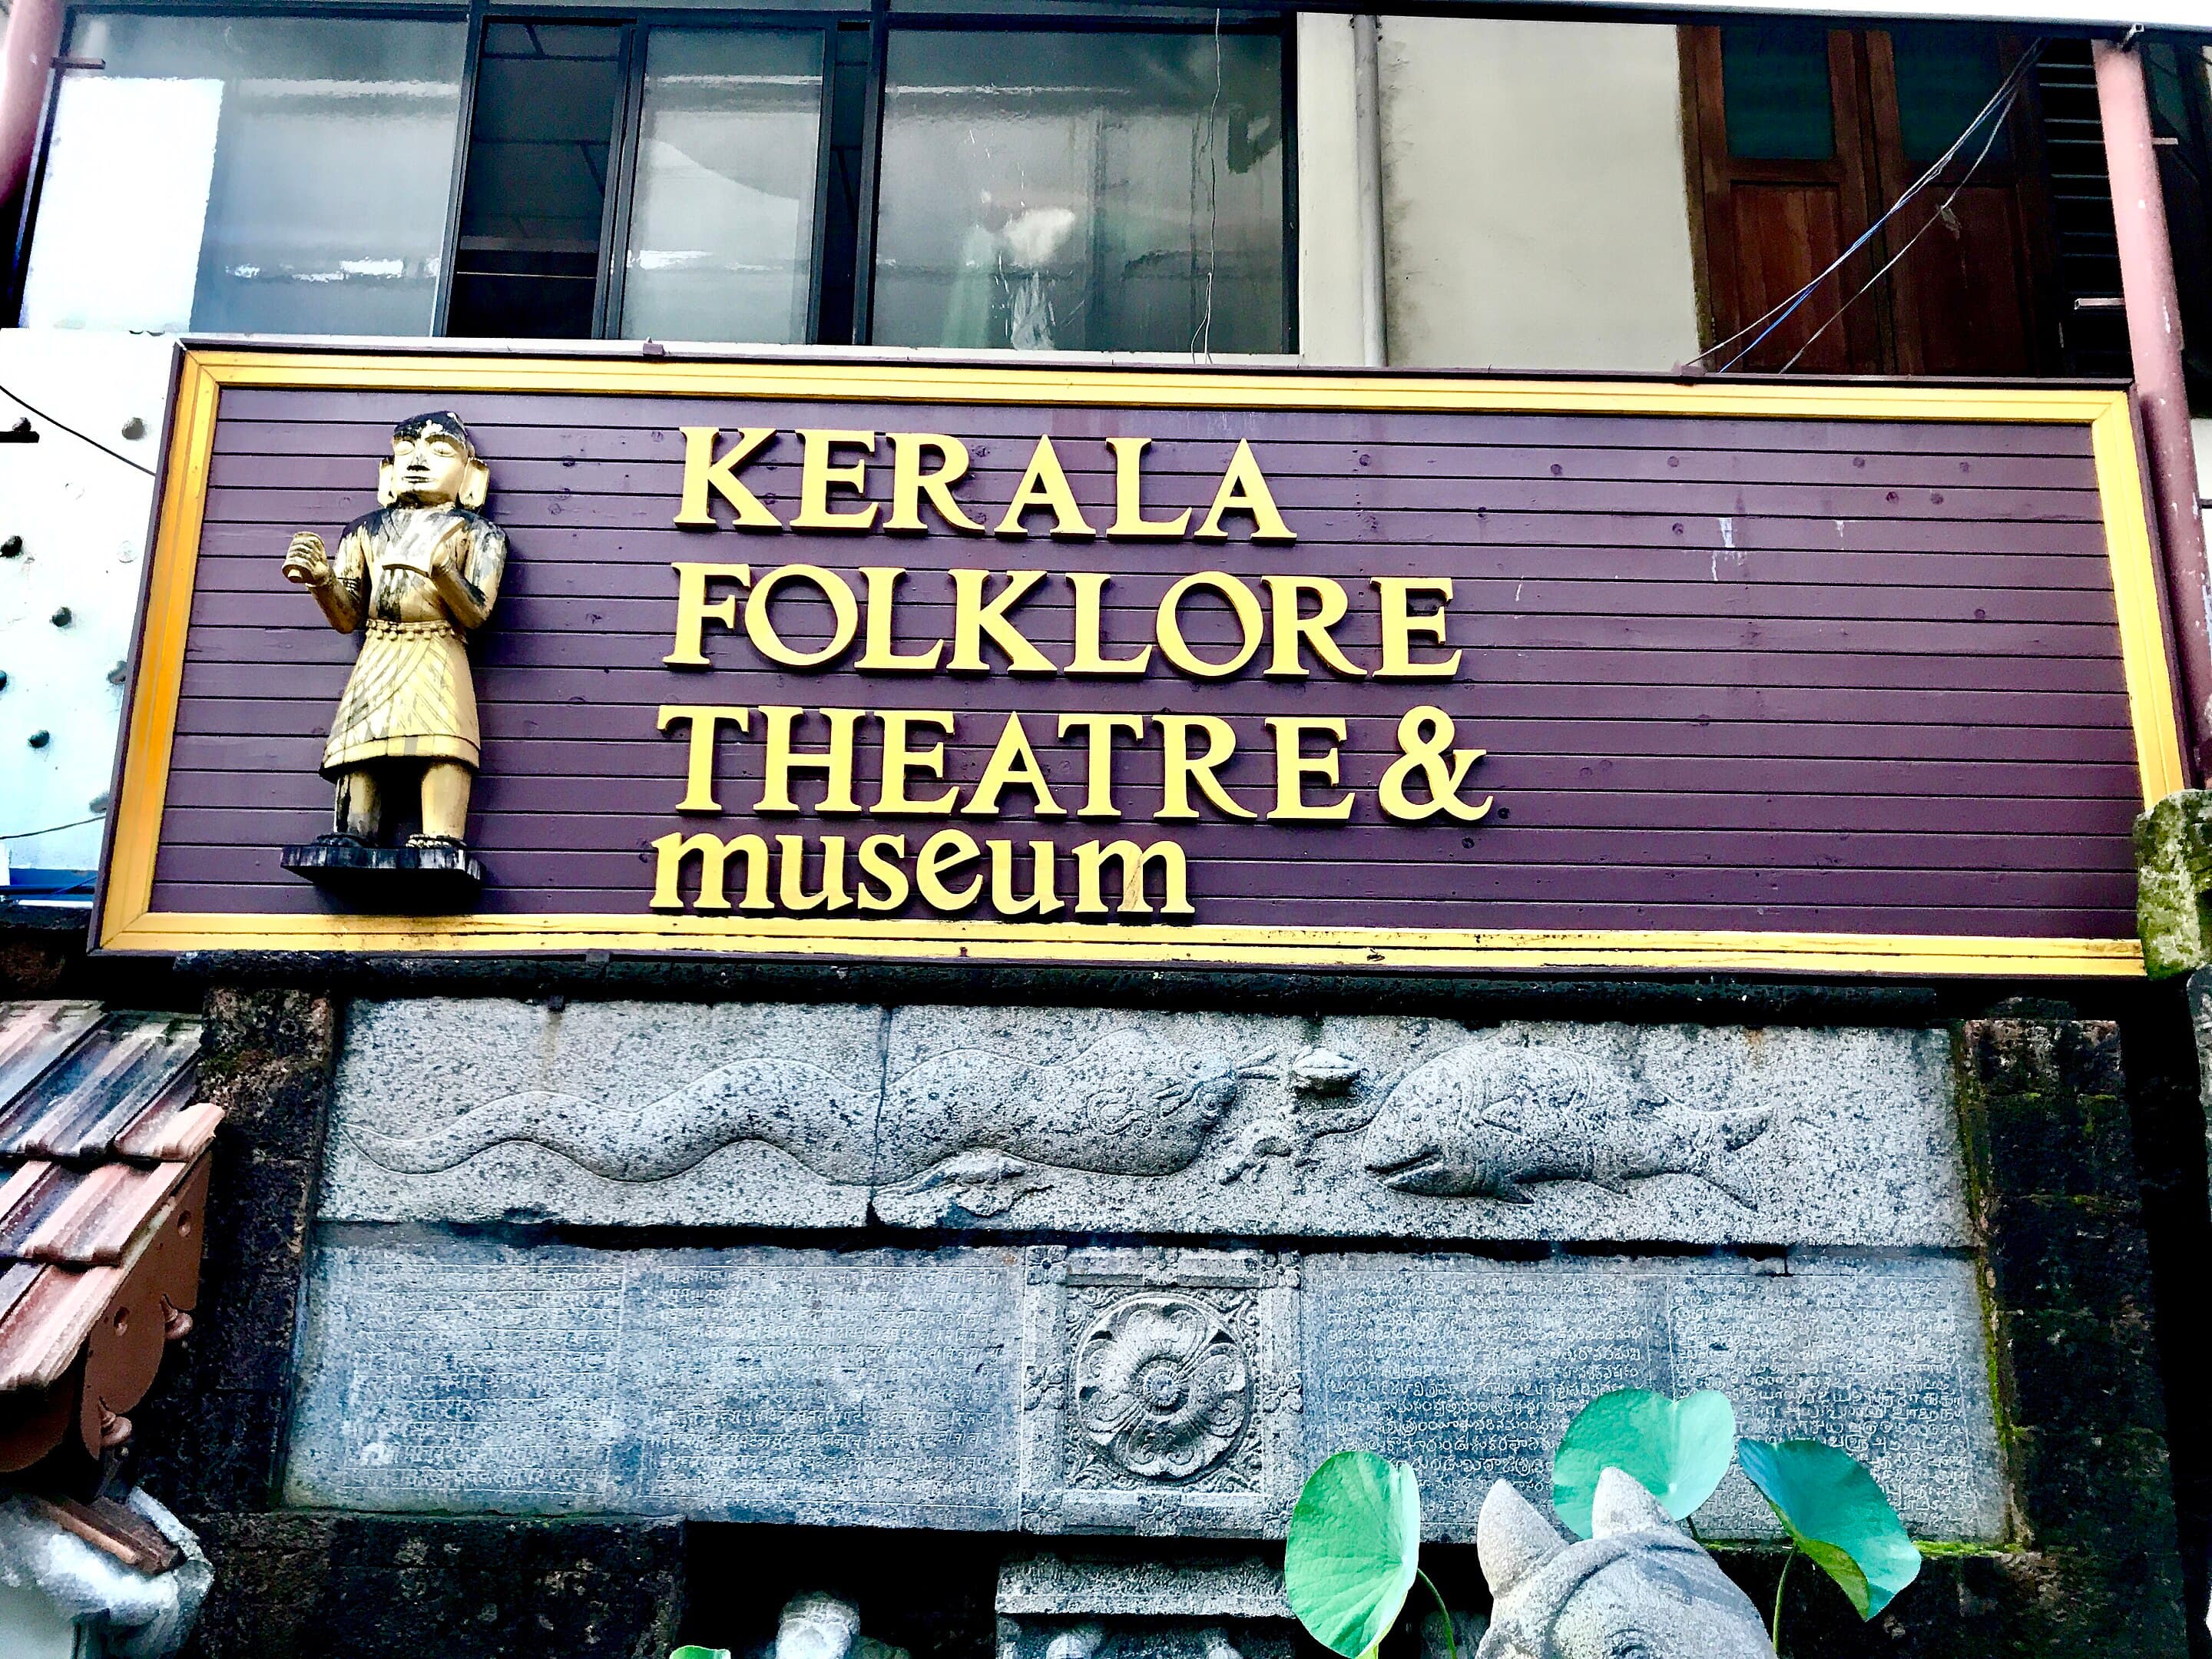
[657,704,750,813]
[1156,714,1257,820]
[1106,437,1190,538]
[1265,716,1356,821]
[856,567,945,672]
[648,830,771,912]
[990,839,1063,917]
[1157,571,1264,679]
[995,435,1095,538]
[1193,439,1295,542]
[756,704,863,813]
[886,433,986,534]
[790,429,879,531]
[1378,705,1492,822]
[746,564,859,669]
[949,568,1058,674]
[1374,577,1462,678]
[674,427,781,529]
[777,833,853,911]
[1263,575,1366,678]
[1056,713,1146,819]
[1073,839,1194,916]
[856,833,910,911]
[916,827,984,910]
[965,711,1066,818]
[1065,573,1152,676]
[664,561,751,667]
[876,710,959,814]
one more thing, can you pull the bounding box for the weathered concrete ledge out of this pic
[322,998,1971,1246]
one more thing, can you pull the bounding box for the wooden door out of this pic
[1686,23,1883,373]
[1684,22,2051,376]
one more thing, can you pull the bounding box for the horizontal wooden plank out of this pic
[180,577,2123,632]
[207,421,2106,491]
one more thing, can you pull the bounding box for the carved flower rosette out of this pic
[1071,1293,1252,1481]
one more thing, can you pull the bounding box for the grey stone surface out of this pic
[997,1555,1290,1620]
[321,998,883,1227]
[1475,1471,1773,1659]
[1301,1250,2006,1542]
[325,998,1969,1247]
[283,1236,1026,1528]
[286,1235,2001,1542]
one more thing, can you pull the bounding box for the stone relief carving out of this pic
[1473,1471,1774,1659]
[1357,1045,1773,1204]
[348,1027,1265,1215]
[1071,1294,1254,1484]
[1022,1248,1300,1536]
[326,1002,1968,1247]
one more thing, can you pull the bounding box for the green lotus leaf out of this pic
[670,1648,732,1659]
[1285,1450,1423,1657]
[1551,1388,1737,1539]
[1737,1437,1923,1619]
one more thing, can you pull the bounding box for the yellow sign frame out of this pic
[96,349,2183,976]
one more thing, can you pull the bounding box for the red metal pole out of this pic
[0,0,63,213]
[2097,36,2212,785]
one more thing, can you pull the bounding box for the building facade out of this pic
[1,3,2210,1656]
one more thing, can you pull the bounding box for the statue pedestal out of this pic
[281,839,484,909]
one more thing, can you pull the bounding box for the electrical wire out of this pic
[1776,73,2022,374]
[0,381,155,475]
[1690,40,2045,376]
[1,815,103,842]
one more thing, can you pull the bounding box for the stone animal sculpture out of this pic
[1359,1044,1772,1203]
[349,1028,1262,1213]
[1475,1469,1776,1659]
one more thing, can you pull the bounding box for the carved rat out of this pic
[1359,1043,1772,1204]
[346,1029,1260,1207]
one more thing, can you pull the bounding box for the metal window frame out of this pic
[13,0,1302,352]
[12,0,485,335]
[860,6,1299,352]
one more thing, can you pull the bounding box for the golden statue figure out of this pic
[279,412,506,899]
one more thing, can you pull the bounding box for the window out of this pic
[18,14,469,335]
[14,7,1290,355]
[869,28,1287,353]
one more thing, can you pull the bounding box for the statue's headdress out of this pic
[379,409,489,510]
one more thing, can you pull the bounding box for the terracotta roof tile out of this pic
[0,1004,217,1465]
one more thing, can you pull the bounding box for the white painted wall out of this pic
[0,329,173,886]
[1376,15,1704,372]
[1294,12,1369,367]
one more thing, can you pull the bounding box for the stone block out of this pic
[995,1552,1296,1659]
[286,1236,2003,1543]
[324,997,1973,1247]
[1298,1251,2005,1542]
[320,997,885,1227]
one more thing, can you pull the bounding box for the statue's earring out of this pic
[376,458,399,508]
[460,459,490,512]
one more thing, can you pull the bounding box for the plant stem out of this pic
[1769,1549,1796,1654]
[1416,1569,1457,1659]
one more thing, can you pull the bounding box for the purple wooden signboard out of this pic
[98,353,2181,975]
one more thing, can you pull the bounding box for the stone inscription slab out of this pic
[289,1237,2002,1541]
[323,998,1971,1248]
[285,1237,1025,1528]
[1300,1252,2005,1541]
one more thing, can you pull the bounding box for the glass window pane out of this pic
[1888,27,2010,165]
[448,22,627,339]
[21,14,467,336]
[1720,24,1835,162]
[870,28,1286,355]
[618,28,825,346]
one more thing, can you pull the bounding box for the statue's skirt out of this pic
[320,618,480,774]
